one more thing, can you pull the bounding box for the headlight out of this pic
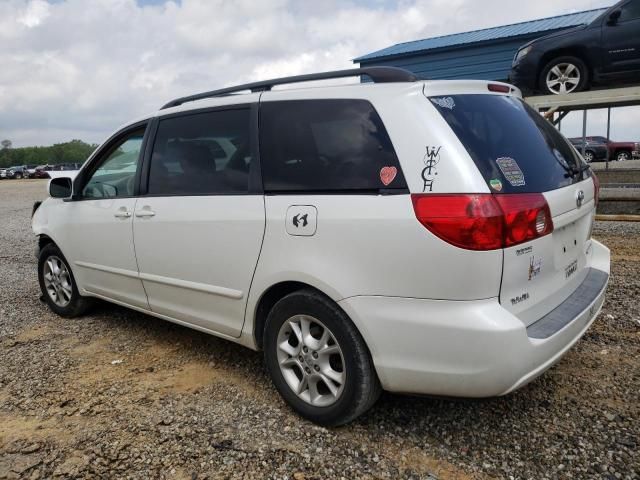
[514,46,533,65]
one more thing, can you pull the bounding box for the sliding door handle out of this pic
[114,209,131,218]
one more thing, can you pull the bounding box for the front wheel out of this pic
[263,290,381,426]
[583,150,595,163]
[38,243,92,317]
[539,56,589,95]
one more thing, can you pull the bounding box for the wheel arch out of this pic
[252,281,327,350]
[250,281,367,353]
[38,234,56,253]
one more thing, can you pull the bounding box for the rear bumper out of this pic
[338,240,610,397]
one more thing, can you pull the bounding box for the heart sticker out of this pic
[380,166,397,186]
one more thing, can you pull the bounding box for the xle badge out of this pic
[286,206,317,237]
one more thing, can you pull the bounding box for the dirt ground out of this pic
[0,180,638,479]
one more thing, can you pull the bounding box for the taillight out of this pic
[591,173,600,208]
[411,193,553,251]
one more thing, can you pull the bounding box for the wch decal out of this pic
[421,146,441,192]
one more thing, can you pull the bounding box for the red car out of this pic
[34,165,51,179]
[586,136,640,161]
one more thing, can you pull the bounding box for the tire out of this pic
[539,56,589,95]
[263,289,381,426]
[38,243,92,317]
[15,173,23,179]
[616,151,631,161]
[583,150,595,163]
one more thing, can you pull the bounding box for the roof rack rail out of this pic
[160,66,418,110]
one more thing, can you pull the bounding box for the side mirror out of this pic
[607,9,621,25]
[49,177,73,198]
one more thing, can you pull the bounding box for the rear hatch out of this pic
[429,92,597,324]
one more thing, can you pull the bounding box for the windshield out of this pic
[429,94,589,193]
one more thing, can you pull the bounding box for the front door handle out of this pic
[135,207,156,218]
[114,208,131,218]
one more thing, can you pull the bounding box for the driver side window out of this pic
[619,0,640,21]
[82,128,145,199]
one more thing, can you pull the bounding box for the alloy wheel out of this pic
[43,255,73,307]
[583,151,594,163]
[276,315,345,407]
[546,63,581,95]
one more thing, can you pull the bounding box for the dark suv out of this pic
[510,0,640,95]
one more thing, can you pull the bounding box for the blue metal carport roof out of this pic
[354,8,607,81]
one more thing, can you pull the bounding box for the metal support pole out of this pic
[581,110,587,157]
[606,107,611,171]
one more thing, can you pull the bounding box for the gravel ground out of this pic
[1,179,638,480]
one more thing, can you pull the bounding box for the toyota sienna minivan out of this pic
[32,67,610,426]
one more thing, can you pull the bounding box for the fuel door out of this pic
[286,205,317,236]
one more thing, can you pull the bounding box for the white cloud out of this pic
[0,0,636,148]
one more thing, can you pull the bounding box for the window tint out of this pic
[82,129,145,199]
[148,109,252,195]
[429,95,588,193]
[260,99,406,192]
[620,0,640,21]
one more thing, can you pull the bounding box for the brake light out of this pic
[592,173,600,208]
[411,193,553,251]
[488,83,511,93]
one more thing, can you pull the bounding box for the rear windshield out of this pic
[429,94,588,193]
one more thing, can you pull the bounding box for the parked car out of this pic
[1,166,28,179]
[25,165,38,178]
[34,165,51,179]
[510,0,640,95]
[32,67,610,426]
[568,138,609,162]
[584,136,640,160]
[0,168,8,179]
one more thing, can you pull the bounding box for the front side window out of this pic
[82,128,145,199]
[260,99,407,192]
[619,0,640,21]
[148,109,252,195]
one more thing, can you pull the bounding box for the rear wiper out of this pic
[564,163,590,178]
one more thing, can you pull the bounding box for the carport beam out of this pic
[606,107,611,170]
[581,110,587,157]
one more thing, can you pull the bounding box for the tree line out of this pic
[0,139,98,168]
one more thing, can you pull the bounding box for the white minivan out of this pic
[32,67,610,426]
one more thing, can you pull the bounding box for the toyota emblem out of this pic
[576,190,585,208]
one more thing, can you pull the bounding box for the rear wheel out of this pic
[616,151,630,161]
[263,289,381,426]
[539,56,589,95]
[38,243,92,317]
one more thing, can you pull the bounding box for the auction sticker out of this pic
[496,157,525,187]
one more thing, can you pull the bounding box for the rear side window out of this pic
[148,109,252,195]
[429,94,587,193]
[260,99,407,193]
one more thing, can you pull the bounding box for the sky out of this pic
[0,0,636,149]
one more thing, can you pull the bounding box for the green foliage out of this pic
[0,139,98,168]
